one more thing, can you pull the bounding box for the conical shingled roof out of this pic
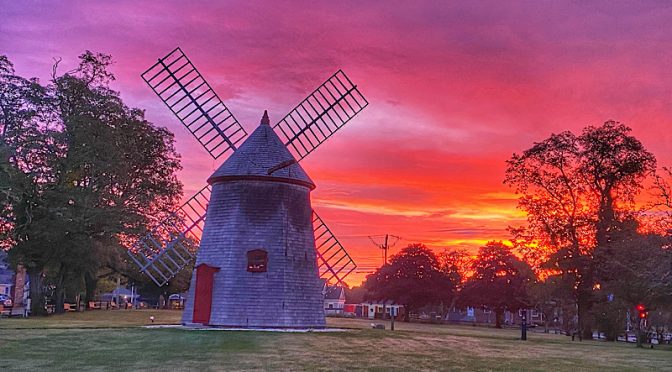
[208,112,315,189]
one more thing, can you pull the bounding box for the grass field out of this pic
[0,310,670,371]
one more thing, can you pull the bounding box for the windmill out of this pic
[127,48,368,326]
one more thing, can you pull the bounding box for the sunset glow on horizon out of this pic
[4,1,672,285]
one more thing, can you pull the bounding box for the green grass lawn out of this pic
[0,310,670,371]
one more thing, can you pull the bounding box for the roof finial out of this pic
[260,110,270,125]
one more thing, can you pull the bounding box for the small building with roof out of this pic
[0,269,13,298]
[0,251,13,297]
[324,285,346,315]
[0,251,29,312]
[358,300,404,319]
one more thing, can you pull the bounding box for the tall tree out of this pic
[505,121,655,338]
[527,272,575,334]
[596,219,672,345]
[0,56,53,313]
[578,122,655,246]
[0,56,49,250]
[459,241,533,328]
[363,243,456,321]
[1,52,183,314]
[344,285,366,304]
[438,248,471,287]
[437,248,471,309]
[647,166,672,233]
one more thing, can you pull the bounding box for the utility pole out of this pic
[368,234,401,266]
[368,234,401,323]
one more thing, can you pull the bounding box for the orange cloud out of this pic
[4,1,672,285]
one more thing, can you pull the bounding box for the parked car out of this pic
[0,294,12,307]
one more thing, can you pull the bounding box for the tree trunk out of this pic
[54,270,65,314]
[577,292,593,340]
[558,300,570,335]
[635,317,644,348]
[495,309,504,328]
[439,302,445,323]
[54,287,65,314]
[84,272,97,305]
[28,270,47,316]
[403,305,411,322]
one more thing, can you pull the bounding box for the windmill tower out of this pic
[128,48,368,327]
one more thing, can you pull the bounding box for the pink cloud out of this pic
[3,1,672,284]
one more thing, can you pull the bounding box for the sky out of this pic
[3,1,672,284]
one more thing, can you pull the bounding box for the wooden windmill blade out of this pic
[130,46,250,286]
[312,211,357,285]
[273,70,369,161]
[142,47,247,159]
[127,186,210,286]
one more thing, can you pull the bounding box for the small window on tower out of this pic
[247,250,268,272]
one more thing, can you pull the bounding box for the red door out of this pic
[193,263,220,324]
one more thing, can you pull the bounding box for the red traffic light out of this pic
[636,304,645,311]
[639,312,647,319]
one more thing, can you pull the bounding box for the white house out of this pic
[361,301,404,319]
[324,285,346,315]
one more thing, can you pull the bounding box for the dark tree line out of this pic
[458,242,533,328]
[0,53,183,314]
[363,243,455,321]
[362,121,672,342]
[362,242,533,327]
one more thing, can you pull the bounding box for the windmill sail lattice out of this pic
[127,186,211,286]
[142,47,247,159]
[274,70,369,161]
[130,47,366,287]
[131,188,356,287]
[312,211,357,285]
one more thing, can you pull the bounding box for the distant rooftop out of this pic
[324,285,345,300]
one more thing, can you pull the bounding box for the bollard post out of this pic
[521,309,527,341]
[391,311,395,331]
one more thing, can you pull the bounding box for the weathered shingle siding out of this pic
[209,124,314,186]
[182,180,325,327]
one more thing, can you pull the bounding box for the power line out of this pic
[368,234,401,265]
